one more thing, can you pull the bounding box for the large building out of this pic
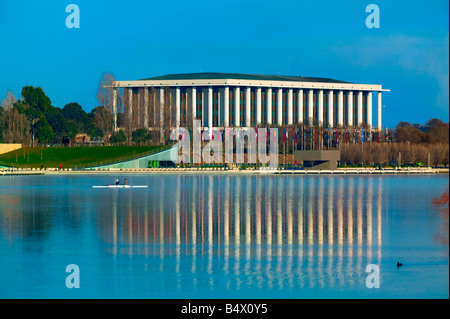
[112,72,389,139]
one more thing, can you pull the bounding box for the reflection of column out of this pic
[159,180,165,271]
[112,189,117,256]
[266,177,273,289]
[337,178,344,245]
[266,177,273,245]
[207,177,213,284]
[277,178,283,245]
[287,178,293,245]
[176,176,181,275]
[377,177,382,249]
[245,178,251,245]
[308,179,314,244]
[176,177,181,246]
[367,178,373,248]
[224,177,230,245]
[224,177,230,278]
[256,177,262,245]
[318,178,324,245]
[357,179,363,245]
[235,177,241,244]
[328,178,334,245]
[208,176,213,246]
[192,178,197,245]
[348,178,354,245]
[298,177,304,245]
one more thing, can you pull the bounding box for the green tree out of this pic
[132,128,149,145]
[35,117,55,145]
[62,102,89,133]
[109,130,126,145]
[20,86,54,120]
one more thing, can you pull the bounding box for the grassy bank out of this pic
[0,145,168,168]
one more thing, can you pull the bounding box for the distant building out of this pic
[111,72,389,141]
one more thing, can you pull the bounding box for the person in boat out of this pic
[124,179,127,185]
[115,179,120,185]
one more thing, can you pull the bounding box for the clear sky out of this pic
[0,0,448,128]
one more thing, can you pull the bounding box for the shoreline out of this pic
[1,167,449,176]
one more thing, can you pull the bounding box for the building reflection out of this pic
[95,175,386,290]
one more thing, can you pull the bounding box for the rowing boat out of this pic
[92,185,148,189]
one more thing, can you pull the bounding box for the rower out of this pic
[124,179,127,185]
[115,179,120,185]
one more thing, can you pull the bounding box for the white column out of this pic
[245,87,251,127]
[377,92,382,131]
[256,87,261,124]
[338,90,344,127]
[208,86,213,129]
[298,89,303,124]
[159,87,164,141]
[287,88,293,125]
[175,86,180,127]
[234,87,240,126]
[128,88,133,127]
[348,91,353,127]
[328,90,334,128]
[318,89,324,126]
[367,91,373,128]
[191,87,196,120]
[357,91,363,126]
[112,88,117,132]
[224,86,229,127]
[267,88,272,125]
[144,88,149,129]
[277,88,283,126]
[308,89,313,125]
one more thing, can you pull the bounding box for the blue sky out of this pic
[0,0,448,128]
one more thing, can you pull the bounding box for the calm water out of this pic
[0,174,448,299]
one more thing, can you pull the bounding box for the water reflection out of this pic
[1,175,449,297]
[93,175,386,290]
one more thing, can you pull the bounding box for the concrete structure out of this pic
[110,72,389,142]
[295,150,341,170]
[0,143,22,155]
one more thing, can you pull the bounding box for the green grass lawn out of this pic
[0,145,168,168]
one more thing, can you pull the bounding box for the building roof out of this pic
[140,72,353,84]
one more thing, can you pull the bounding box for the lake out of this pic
[0,174,448,298]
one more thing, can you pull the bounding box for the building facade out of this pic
[112,72,389,138]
